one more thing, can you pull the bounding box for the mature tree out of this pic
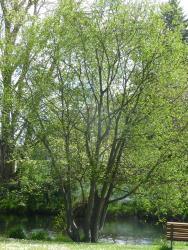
[0,0,50,181]
[26,0,187,242]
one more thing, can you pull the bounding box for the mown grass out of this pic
[0,238,188,250]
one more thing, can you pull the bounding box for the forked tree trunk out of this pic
[83,191,109,243]
[83,180,96,242]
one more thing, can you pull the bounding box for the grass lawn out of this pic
[0,239,188,250]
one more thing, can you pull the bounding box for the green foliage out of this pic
[0,0,47,180]
[30,230,50,241]
[8,226,27,239]
[19,0,188,241]
[0,162,62,213]
[0,0,187,242]
[161,0,188,42]
[18,160,62,213]
[54,207,67,231]
[159,239,171,250]
[54,233,73,242]
[0,186,26,212]
[108,202,139,218]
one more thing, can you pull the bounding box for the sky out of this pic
[45,0,188,17]
[84,0,188,16]
[178,0,188,15]
[172,0,188,15]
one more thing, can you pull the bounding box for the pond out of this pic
[0,214,164,244]
[100,217,164,244]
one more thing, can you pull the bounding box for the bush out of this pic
[54,207,67,231]
[159,239,171,250]
[54,233,73,242]
[159,246,171,250]
[30,229,49,240]
[8,226,27,239]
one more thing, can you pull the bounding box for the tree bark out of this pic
[0,140,14,181]
[83,180,96,242]
[62,186,80,242]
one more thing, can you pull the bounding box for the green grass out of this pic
[67,243,159,250]
[67,242,188,250]
[0,238,188,250]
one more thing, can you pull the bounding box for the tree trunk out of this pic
[90,193,106,242]
[62,186,81,242]
[99,202,108,230]
[0,140,14,181]
[83,180,96,242]
[66,220,80,242]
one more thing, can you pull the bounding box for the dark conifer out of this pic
[162,0,188,42]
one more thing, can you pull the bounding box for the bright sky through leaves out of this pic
[175,0,188,15]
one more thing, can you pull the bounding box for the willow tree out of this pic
[0,0,49,181]
[28,0,187,242]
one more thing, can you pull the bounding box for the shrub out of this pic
[54,207,67,231]
[159,239,171,250]
[159,246,171,250]
[54,233,73,242]
[8,226,27,239]
[30,229,49,240]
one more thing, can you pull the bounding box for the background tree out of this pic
[0,0,50,181]
[162,0,188,42]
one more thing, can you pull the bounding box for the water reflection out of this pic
[0,214,53,235]
[0,214,163,244]
[100,217,163,244]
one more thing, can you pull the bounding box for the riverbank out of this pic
[0,214,163,244]
[0,239,187,250]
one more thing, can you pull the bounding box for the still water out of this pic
[0,215,163,244]
[101,217,163,244]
